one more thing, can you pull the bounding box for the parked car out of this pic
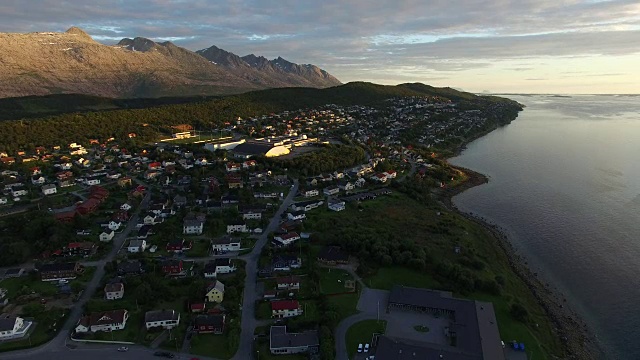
[358,343,363,353]
[364,343,370,352]
[154,351,175,358]
[117,347,128,352]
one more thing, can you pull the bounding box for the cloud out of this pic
[0,0,638,92]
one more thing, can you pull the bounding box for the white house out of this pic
[183,219,204,235]
[41,184,57,195]
[75,310,129,333]
[271,300,303,318]
[99,230,115,242]
[338,182,355,191]
[31,176,45,185]
[328,200,346,212]
[108,221,122,231]
[302,189,319,198]
[120,203,133,211]
[226,222,248,234]
[0,197,7,205]
[211,236,241,253]
[145,310,180,330]
[273,232,301,247]
[0,315,32,341]
[127,240,147,253]
[287,211,306,221]
[355,178,366,187]
[323,186,340,197]
[241,210,262,220]
[204,258,236,278]
[104,283,124,300]
[11,189,28,198]
[85,178,101,186]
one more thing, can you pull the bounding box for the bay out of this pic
[450,94,640,359]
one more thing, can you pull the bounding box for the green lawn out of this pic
[187,239,210,257]
[365,267,440,290]
[345,320,386,359]
[328,293,360,321]
[256,301,272,320]
[318,268,355,295]
[190,333,235,359]
[0,276,58,299]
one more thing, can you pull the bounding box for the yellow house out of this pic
[205,281,225,303]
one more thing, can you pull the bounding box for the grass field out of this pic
[328,293,360,321]
[318,268,355,295]
[190,333,235,359]
[0,275,58,298]
[345,320,386,359]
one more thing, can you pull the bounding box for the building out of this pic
[193,314,225,334]
[271,300,303,318]
[39,262,81,281]
[41,184,57,195]
[323,186,340,196]
[104,283,125,300]
[301,189,319,198]
[161,259,184,275]
[127,239,147,253]
[273,232,301,247]
[241,208,263,220]
[384,286,505,360]
[317,246,349,265]
[75,309,129,333]
[226,221,248,234]
[276,276,301,291]
[232,141,290,159]
[269,326,319,355]
[205,281,225,303]
[145,310,180,330]
[287,210,306,221]
[99,230,115,242]
[183,218,204,235]
[66,242,96,257]
[0,314,32,341]
[166,239,192,253]
[328,199,346,212]
[214,258,236,274]
[290,200,323,212]
[211,236,241,253]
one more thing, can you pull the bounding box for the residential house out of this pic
[269,326,319,355]
[41,184,57,195]
[226,221,248,234]
[193,314,225,334]
[287,211,306,221]
[225,162,241,172]
[227,175,243,189]
[166,239,192,253]
[273,232,301,247]
[137,225,153,239]
[272,255,302,272]
[117,260,144,276]
[143,214,160,225]
[173,195,187,208]
[355,178,366,187]
[317,246,349,265]
[240,208,263,220]
[205,281,225,303]
[120,203,133,211]
[190,303,206,314]
[323,186,340,197]
[99,230,115,242]
[104,283,125,300]
[127,239,147,253]
[31,175,45,185]
[11,188,28,198]
[0,315,32,341]
[328,199,346,212]
[75,309,129,333]
[385,170,397,179]
[0,197,7,205]
[183,218,204,235]
[211,236,241,253]
[203,258,236,278]
[161,259,184,275]
[301,189,319,198]
[85,178,101,186]
[242,160,257,169]
[271,300,303,318]
[66,242,96,257]
[290,200,323,212]
[107,220,123,231]
[337,181,355,191]
[117,177,132,187]
[144,310,180,330]
[276,276,301,291]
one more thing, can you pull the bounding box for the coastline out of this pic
[438,129,605,359]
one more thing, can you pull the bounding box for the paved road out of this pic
[232,180,299,360]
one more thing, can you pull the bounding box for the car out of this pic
[364,343,370,352]
[357,343,363,353]
[154,351,175,358]
[117,346,128,352]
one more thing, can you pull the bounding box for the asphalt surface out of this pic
[232,180,299,360]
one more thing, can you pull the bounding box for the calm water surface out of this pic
[450,95,640,359]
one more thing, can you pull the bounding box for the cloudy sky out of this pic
[1,0,639,93]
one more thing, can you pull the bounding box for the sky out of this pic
[0,0,639,94]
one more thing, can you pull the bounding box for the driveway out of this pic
[357,288,389,314]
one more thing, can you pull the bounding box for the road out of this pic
[232,180,299,360]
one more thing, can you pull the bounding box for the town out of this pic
[0,94,538,360]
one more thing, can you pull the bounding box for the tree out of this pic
[510,303,529,322]
[135,283,154,306]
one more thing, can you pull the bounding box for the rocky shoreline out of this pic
[439,163,604,360]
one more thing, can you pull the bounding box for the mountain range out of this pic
[0,27,341,99]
